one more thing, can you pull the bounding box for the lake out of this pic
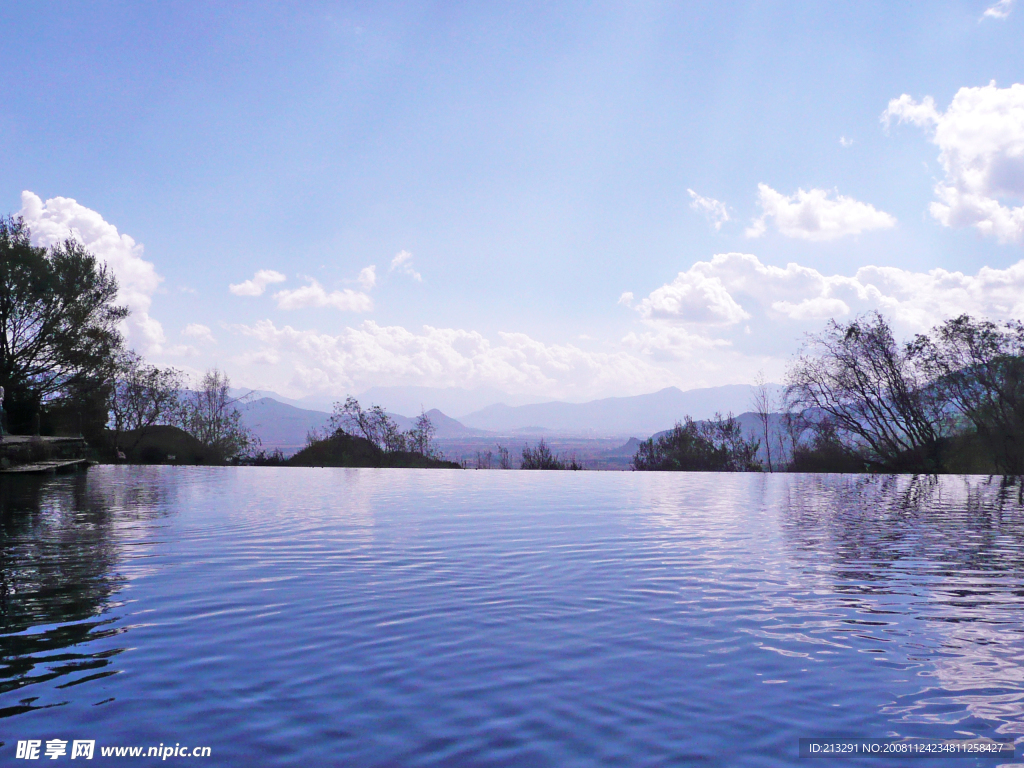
[1,467,1023,766]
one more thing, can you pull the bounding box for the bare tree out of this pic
[776,410,807,470]
[786,312,947,471]
[751,371,775,472]
[496,444,512,469]
[108,350,183,453]
[174,369,256,461]
[475,450,493,469]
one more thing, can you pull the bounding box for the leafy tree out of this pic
[331,396,398,451]
[786,312,947,471]
[632,414,761,471]
[109,350,183,453]
[787,417,865,473]
[329,396,437,456]
[0,215,126,433]
[174,369,256,461]
[914,314,1024,473]
[406,410,437,456]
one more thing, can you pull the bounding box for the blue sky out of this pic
[3,1,1024,403]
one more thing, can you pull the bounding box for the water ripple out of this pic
[1,468,1024,765]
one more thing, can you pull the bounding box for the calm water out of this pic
[2,467,1024,766]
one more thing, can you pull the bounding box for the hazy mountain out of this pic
[602,437,644,457]
[232,385,544,419]
[421,409,492,438]
[355,386,543,419]
[239,398,333,454]
[230,388,337,413]
[459,384,784,437]
[239,399,486,454]
[237,383,785,452]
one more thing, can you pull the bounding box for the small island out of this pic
[286,431,459,468]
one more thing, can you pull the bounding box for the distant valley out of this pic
[239,383,784,463]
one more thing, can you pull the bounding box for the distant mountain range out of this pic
[458,385,783,436]
[354,385,550,418]
[238,398,331,454]
[239,399,488,454]
[237,383,784,453]
[230,388,336,413]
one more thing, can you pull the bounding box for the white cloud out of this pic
[226,250,1024,399]
[622,326,730,359]
[982,0,1014,19]
[182,323,216,345]
[637,270,750,325]
[771,297,851,320]
[687,189,730,230]
[357,265,376,290]
[746,183,897,241]
[229,320,672,400]
[237,347,281,366]
[219,250,1024,399]
[273,280,373,312]
[633,252,1024,336]
[883,81,1024,243]
[229,269,286,296]
[617,291,634,306]
[839,136,854,147]
[882,94,940,128]
[18,191,166,353]
[389,250,422,281]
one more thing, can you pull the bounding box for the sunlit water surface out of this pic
[2,467,1024,766]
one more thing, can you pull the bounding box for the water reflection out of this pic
[2,467,1024,765]
[778,474,1024,738]
[0,472,166,717]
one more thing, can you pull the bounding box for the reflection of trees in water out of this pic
[777,474,1024,736]
[0,470,168,717]
[779,474,1024,581]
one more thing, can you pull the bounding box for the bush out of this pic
[632,414,761,471]
[520,439,582,470]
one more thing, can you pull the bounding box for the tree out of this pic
[787,417,865,473]
[632,414,761,471]
[174,369,256,461]
[914,315,1024,473]
[329,396,437,456]
[109,350,183,453]
[330,397,393,451]
[496,444,512,470]
[751,371,775,472]
[521,439,562,469]
[406,410,436,456]
[519,439,582,470]
[786,312,946,471]
[0,215,127,433]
